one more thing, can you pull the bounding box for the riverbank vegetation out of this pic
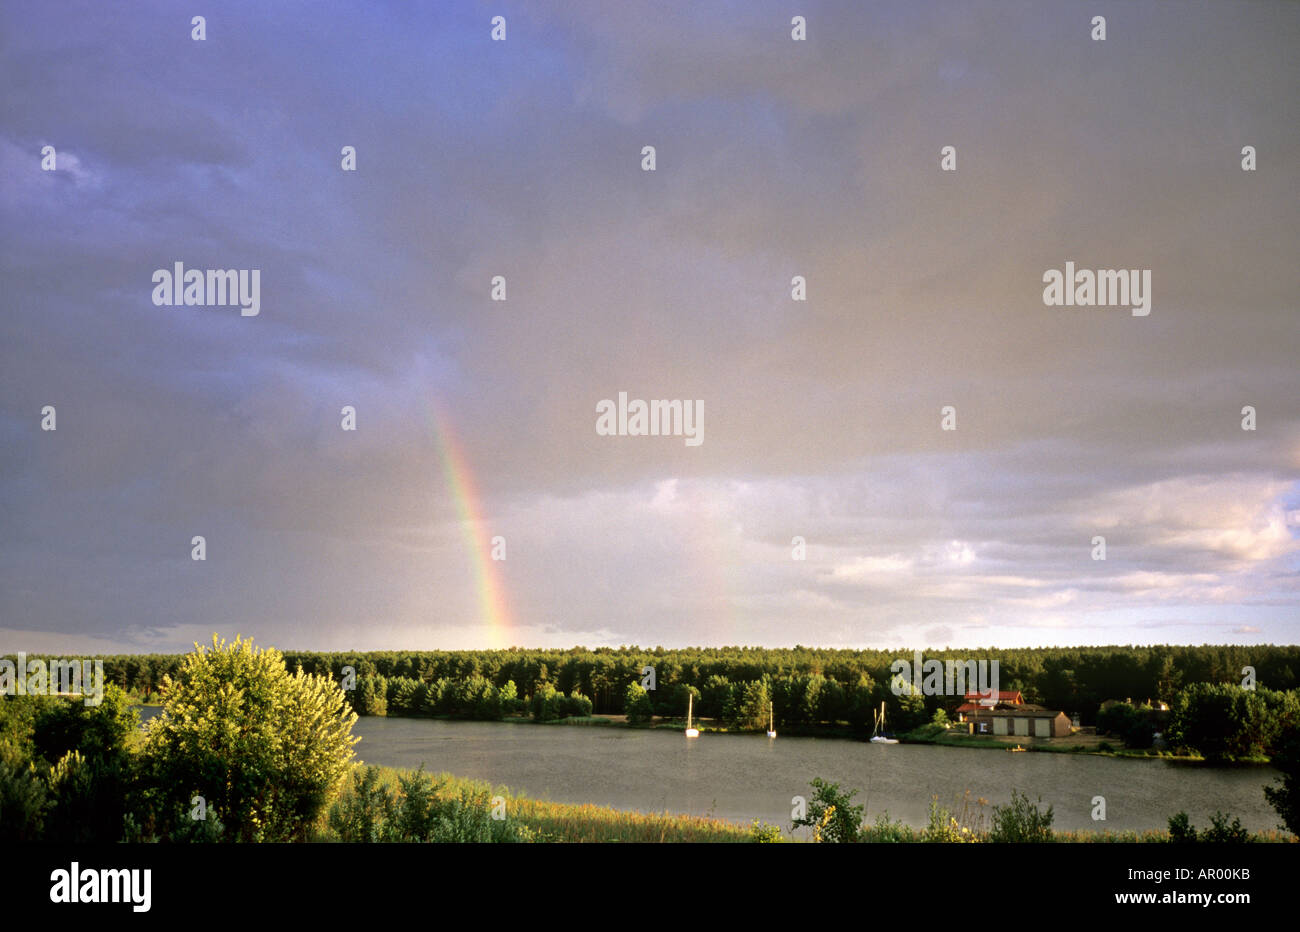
[801,780,1296,844]
[320,765,753,843]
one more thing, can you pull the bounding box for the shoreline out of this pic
[135,702,1276,766]
[350,710,1251,764]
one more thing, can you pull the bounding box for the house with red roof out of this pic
[954,691,1071,738]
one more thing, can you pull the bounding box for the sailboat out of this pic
[685,692,699,737]
[870,701,898,744]
[767,701,777,739]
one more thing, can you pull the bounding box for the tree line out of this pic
[85,643,1300,725]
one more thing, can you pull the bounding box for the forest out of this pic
[78,643,1300,732]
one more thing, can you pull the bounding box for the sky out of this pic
[1,1,1297,654]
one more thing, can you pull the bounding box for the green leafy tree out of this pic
[1097,701,1154,749]
[623,682,654,724]
[386,677,422,716]
[1264,727,1300,838]
[530,683,565,721]
[351,675,387,716]
[141,635,359,842]
[1167,683,1270,761]
[727,680,771,731]
[499,680,520,716]
[846,675,876,732]
[700,675,732,719]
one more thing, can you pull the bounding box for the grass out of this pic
[856,824,1294,843]
[317,764,759,842]
[316,765,1295,843]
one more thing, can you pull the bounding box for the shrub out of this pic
[923,789,987,842]
[32,685,138,765]
[326,766,532,842]
[1097,702,1154,749]
[42,748,135,843]
[792,777,863,843]
[0,740,47,841]
[1168,811,1196,842]
[909,722,948,741]
[141,634,359,842]
[327,765,391,843]
[749,819,783,843]
[563,690,593,718]
[924,797,965,843]
[1167,810,1250,843]
[989,789,1054,843]
[866,811,913,843]
[1203,811,1251,844]
[419,783,533,843]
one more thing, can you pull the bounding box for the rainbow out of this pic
[421,398,513,648]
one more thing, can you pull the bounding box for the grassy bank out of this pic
[315,765,759,843]
[313,765,1294,843]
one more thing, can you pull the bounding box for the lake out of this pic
[349,717,1281,833]
[136,708,1281,832]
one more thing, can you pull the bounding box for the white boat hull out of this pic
[870,736,898,744]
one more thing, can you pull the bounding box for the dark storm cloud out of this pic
[1,1,1296,652]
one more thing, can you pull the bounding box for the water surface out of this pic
[346,716,1282,833]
